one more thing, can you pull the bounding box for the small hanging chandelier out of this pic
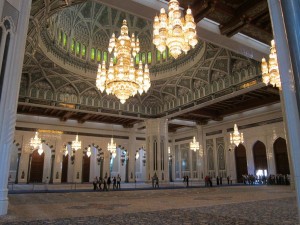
[64,145,68,156]
[153,0,198,59]
[190,136,199,151]
[72,134,81,151]
[37,144,44,155]
[96,20,151,104]
[108,138,117,158]
[86,147,91,158]
[230,124,244,147]
[261,40,281,90]
[30,132,42,149]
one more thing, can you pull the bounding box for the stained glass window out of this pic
[97,50,101,62]
[91,48,95,60]
[147,52,152,64]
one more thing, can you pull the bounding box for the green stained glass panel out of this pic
[162,50,167,60]
[135,54,140,64]
[76,42,80,55]
[63,33,67,47]
[58,30,62,43]
[147,52,152,64]
[157,51,161,61]
[97,50,101,61]
[82,45,86,57]
[71,39,75,52]
[103,51,108,62]
[91,48,95,60]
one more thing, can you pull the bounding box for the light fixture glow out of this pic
[230,124,244,147]
[86,147,91,158]
[96,20,151,104]
[153,0,198,59]
[37,144,44,155]
[190,136,199,151]
[30,132,41,149]
[261,40,281,90]
[64,145,68,156]
[72,135,81,151]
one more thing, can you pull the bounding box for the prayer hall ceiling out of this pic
[18,0,279,131]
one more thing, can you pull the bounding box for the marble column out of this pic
[268,0,300,220]
[0,0,32,215]
[145,118,169,182]
[196,125,205,180]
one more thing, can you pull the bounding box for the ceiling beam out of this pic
[60,111,74,122]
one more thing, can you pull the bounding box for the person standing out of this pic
[113,177,117,190]
[227,176,230,185]
[216,176,219,186]
[107,177,111,191]
[93,177,98,191]
[220,177,223,185]
[117,175,121,189]
[186,175,189,187]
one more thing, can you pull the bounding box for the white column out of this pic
[0,0,32,215]
[197,125,204,179]
[268,0,300,220]
[128,131,136,182]
[145,118,169,182]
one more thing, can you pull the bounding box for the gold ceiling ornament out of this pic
[30,132,42,149]
[190,136,199,152]
[230,124,244,147]
[261,40,281,90]
[96,20,151,104]
[72,134,81,151]
[153,0,198,59]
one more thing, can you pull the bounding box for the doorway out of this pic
[253,141,268,175]
[29,150,44,183]
[274,137,290,175]
[235,144,248,183]
[61,155,68,183]
[82,155,90,182]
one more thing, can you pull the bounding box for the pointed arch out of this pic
[274,137,290,175]
[235,144,248,183]
[253,141,268,175]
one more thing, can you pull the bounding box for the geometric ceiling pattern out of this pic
[18,0,279,129]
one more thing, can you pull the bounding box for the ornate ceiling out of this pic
[18,0,279,130]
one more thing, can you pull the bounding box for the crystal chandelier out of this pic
[261,40,281,90]
[96,20,151,104]
[72,134,81,151]
[108,138,117,158]
[64,145,68,156]
[190,136,199,151]
[86,147,91,158]
[153,0,198,59]
[230,124,244,147]
[38,144,44,155]
[30,132,42,149]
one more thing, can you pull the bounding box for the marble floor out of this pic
[0,185,298,224]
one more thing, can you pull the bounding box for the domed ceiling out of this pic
[18,0,280,128]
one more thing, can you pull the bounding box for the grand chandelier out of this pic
[153,0,198,59]
[261,40,281,90]
[30,132,41,149]
[230,124,244,147]
[72,134,81,151]
[108,138,117,158]
[190,136,199,152]
[96,20,151,104]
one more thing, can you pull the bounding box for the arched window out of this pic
[97,49,101,62]
[71,38,75,53]
[147,52,152,64]
[91,48,95,60]
[81,44,86,58]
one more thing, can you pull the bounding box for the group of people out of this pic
[93,175,121,191]
[242,174,290,185]
[204,175,232,187]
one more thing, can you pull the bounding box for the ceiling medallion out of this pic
[96,20,151,104]
[261,40,281,90]
[153,0,198,59]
